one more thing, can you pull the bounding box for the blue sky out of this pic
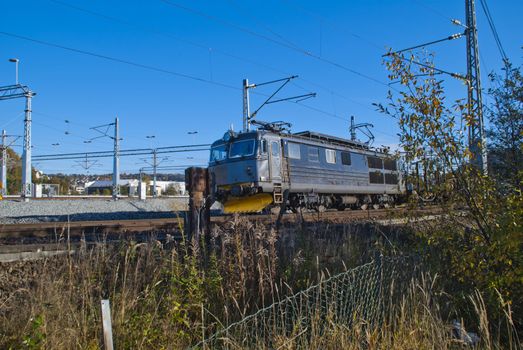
[1,0,521,175]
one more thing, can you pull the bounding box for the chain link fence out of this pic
[196,256,418,349]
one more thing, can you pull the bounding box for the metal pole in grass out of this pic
[101,299,114,350]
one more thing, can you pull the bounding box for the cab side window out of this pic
[271,141,280,156]
[325,149,336,164]
[260,139,268,154]
[288,142,301,159]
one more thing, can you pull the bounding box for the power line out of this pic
[0,111,24,129]
[158,0,390,88]
[49,0,379,116]
[225,0,303,51]
[46,0,299,79]
[0,32,358,125]
[0,31,239,91]
[409,0,455,22]
[32,120,92,142]
[281,0,383,51]
[478,0,508,63]
[45,0,383,118]
[33,111,93,129]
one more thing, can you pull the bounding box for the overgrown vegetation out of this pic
[377,51,523,338]
[0,218,519,349]
[486,61,523,191]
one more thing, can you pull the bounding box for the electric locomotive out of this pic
[208,122,404,213]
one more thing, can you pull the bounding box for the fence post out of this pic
[185,167,211,247]
[101,299,114,350]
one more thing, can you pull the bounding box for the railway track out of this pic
[0,206,443,262]
[0,206,441,239]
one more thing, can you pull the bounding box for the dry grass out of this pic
[216,274,520,350]
[0,215,280,349]
[0,217,520,349]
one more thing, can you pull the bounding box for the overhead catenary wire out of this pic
[0,111,24,129]
[1,5,402,147]
[409,0,455,22]
[46,0,299,80]
[32,120,103,143]
[47,0,385,113]
[0,31,366,126]
[478,0,508,63]
[0,31,239,92]
[281,0,384,51]
[33,111,94,129]
[158,0,391,89]
[225,0,304,51]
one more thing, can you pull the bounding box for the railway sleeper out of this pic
[286,193,397,212]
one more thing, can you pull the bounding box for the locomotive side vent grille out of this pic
[384,159,397,171]
[367,156,383,169]
[385,173,399,185]
[369,171,384,184]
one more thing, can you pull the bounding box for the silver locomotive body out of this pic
[209,129,404,213]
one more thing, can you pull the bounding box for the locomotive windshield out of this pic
[210,144,227,162]
[229,140,255,159]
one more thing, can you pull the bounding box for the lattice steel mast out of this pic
[466,0,488,174]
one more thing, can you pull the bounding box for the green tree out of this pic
[5,148,21,195]
[487,61,523,191]
[164,184,177,196]
[377,52,523,330]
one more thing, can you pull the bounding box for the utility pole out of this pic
[1,130,6,196]
[22,90,34,200]
[139,148,167,198]
[113,116,120,199]
[89,118,121,200]
[152,149,158,198]
[242,78,251,132]
[242,76,315,133]
[465,0,488,174]
[1,59,35,200]
[350,116,356,141]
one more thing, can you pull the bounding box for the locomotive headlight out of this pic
[246,166,253,175]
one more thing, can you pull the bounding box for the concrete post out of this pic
[112,117,120,200]
[21,92,33,200]
[1,130,6,196]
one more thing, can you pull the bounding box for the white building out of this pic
[84,179,140,196]
[148,181,186,195]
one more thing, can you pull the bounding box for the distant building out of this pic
[149,181,186,195]
[83,179,185,196]
[33,183,60,197]
[85,179,140,195]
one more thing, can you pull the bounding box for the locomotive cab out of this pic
[209,130,277,213]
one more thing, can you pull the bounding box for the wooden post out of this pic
[185,167,211,246]
[101,299,114,350]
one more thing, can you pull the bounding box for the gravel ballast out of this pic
[0,198,188,224]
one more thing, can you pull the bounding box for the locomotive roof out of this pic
[291,131,369,150]
[213,129,385,154]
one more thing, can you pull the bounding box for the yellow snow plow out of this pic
[223,193,273,214]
